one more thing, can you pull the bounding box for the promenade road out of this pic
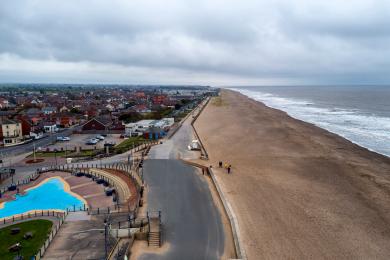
[139,115,225,260]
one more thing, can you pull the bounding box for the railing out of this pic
[0,171,40,194]
[0,163,144,217]
[190,97,210,159]
[0,210,67,225]
[146,211,162,247]
[33,211,68,260]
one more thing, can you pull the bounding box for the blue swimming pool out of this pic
[0,177,85,219]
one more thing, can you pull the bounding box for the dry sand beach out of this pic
[194,89,390,259]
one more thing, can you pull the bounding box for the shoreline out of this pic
[0,176,88,215]
[229,87,390,158]
[195,89,390,259]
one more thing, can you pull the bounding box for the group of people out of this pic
[219,161,232,174]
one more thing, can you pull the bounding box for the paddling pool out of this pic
[0,177,86,219]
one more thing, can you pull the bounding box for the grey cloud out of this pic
[0,0,390,84]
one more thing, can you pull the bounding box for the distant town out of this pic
[0,84,216,148]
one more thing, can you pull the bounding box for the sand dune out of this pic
[194,89,390,259]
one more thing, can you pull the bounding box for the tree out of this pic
[118,112,143,123]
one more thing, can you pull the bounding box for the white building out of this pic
[125,120,154,136]
[43,123,58,133]
[154,118,174,130]
[125,118,175,136]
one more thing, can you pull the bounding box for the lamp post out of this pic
[33,142,36,162]
[54,149,58,166]
[10,169,15,185]
[104,218,108,258]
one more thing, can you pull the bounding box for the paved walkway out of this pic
[43,214,106,260]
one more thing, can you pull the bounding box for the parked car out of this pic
[86,138,98,145]
[56,136,70,141]
[96,135,105,140]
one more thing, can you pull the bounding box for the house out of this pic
[0,119,23,146]
[134,91,146,99]
[42,122,58,133]
[31,99,42,105]
[134,104,151,114]
[16,116,33,137]
[42,106,57,115]
[25,108,42,117]
[0,111,14,121]
[152,95,167,105]
[0,98,9,108]
[106,104,115,112]
[56,116,74,128]
[59,105,69,113]
[82,117,112,132]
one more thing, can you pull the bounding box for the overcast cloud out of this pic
[0,0,390,85]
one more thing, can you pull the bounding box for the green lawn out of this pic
[114,136,145,153]
[28,151,67,158]
[0,219,53,260]
[28,150,98,158]
[67,149,98,157]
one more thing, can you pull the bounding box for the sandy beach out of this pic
[194,89,390,259]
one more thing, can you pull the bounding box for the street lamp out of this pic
[10,168,15,185]
[104,218,108,258]
[33,142,36,162]
[54,149,58,166]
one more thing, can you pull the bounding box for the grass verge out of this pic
[0,219,53,260]
[114,137,144,153]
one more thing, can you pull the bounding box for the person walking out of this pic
[228,164,232,174]
[219,161,223,168]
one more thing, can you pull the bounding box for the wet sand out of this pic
[194,89,390,259]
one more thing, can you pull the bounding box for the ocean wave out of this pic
[230,88,390,157]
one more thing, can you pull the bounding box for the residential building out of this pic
[0,119,23,146]
[43,122,58,133]
[82,117,112,132]
[42,106,57,115]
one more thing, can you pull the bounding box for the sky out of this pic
[0,0,390,86]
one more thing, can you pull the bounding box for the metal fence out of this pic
[0,210,67,225]
[33,211,68,260]
[190,97,210,159]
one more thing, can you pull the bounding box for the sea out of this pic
[229,86,390,157]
